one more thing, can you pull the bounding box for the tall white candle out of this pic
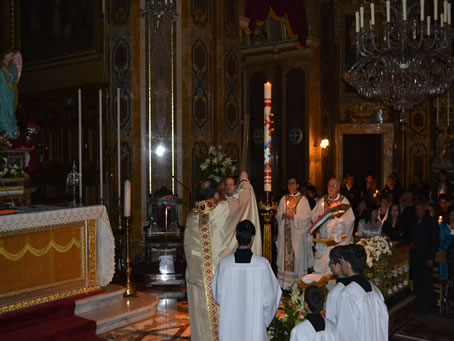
[78,88,83,204]
[444,0,448,20]
[371,3,375,25]
[403,0,407,20]
[356,12,360,32]
[448,3,452,24]
[264,82,272,193]
[117,88,121,209]
[124,180,131,217]
[427,16,431,34]
[441,13,445,26]
[421,0,425,20]
[435,0,439,21]
[99,89,103,203]
[386,1,391,22]
[360,6,365,28]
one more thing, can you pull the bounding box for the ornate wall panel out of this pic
[192,0,209,26]
[192,38,211,135]
[224,49,239,137]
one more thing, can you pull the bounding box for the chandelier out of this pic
[344,0,454,112]
[141,0,177,31]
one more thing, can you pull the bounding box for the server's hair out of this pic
[342,244,367,273]
[329,245,345,264]
[236,220,256,246]
[304,285,325,313]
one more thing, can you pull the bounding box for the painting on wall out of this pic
[14,0,103,68]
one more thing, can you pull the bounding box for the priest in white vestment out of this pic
[334,244,389,341]
[311,178,355,273]
[212,220,281,341]
[290,285,335,341]
[276,177,313,288]
[184,172,262,341]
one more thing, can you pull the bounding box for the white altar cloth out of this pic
[0,205,115,286]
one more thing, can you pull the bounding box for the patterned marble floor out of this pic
[100,298,190,340]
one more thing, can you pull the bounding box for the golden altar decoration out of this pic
[0,205,115,313]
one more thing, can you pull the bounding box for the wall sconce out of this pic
[155,144,166,157]
[314,139,330,149]
[320,139,329,149]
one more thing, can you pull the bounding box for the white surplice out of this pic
[290,319,335,341]
[212,254,282,341]
[334,282,389,341]
[311,195,355,273]
[325,281,345,324]
[276,193,313,288]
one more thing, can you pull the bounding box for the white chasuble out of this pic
[311,195,354,274]
[212,254,282,341]
[276,193,313,288]
[335,282,389,341]
[290,319,335,341]
[184,180,261,341]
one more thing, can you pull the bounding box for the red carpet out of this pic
[0,292,104,341]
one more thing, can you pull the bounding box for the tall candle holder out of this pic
[259,197,277,264]
[124,216,137,297]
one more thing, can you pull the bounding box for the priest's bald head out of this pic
[327,178,340,199]
[198,180,218,201]
[236,220,256,247]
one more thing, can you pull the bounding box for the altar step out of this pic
[75,283,159,335]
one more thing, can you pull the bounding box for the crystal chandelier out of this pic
[344,0,454,112]
[141,0,177,31]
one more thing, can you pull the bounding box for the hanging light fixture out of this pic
[344,0,454,113]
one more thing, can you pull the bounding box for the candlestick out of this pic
[421,0,425,20]
[371,3,375,25]
[117,88,121,223]
[78,88,83,204]
[355,12,360,32]
[444,0,448,20]
[99,89,103,204]
[448,3,452,24]
[123,216,137,297]
[437,95,439,126]
[264,82,273,193]
[427,16,431,35]
[124,180,131,217]
[435,0,439,21]
[360,6,364,28]
[448,90,450,127]
[387,1,391,22]
[403,0,407,20]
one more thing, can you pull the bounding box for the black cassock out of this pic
[407,215,438,312]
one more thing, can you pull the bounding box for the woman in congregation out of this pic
[357,206,382,238]
[382,203,404,241]
[377,195,391,225]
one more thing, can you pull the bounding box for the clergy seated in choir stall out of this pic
[324,245,348,325]
[289,285,335,341]
[311,178,355,274]
[276,177,313,289]
[334,244,389,341]
[184,172,262,341]
[212,220,282,341]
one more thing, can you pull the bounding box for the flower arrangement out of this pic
[0,156,25,178]
[270,284,306,341]
[200,145,236,183]
[356,235,393,293]
[0,132,12,152]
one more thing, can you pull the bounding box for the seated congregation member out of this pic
[325,245,348,324]
[357,206,382,238]
[335,244,389,341]
[382,203,404,241]
[212,220,282,341]
[290,286,335,341]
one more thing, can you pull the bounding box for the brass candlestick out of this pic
[124,216,137,297]
[259,197,278,264]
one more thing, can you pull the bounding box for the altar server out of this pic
[325,245,348,324]
[335,244,389,341]
[290,285,335,341]
[212,220,282,341]
[276,176,313,288]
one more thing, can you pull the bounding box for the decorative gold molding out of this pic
[340,101,389,123]
[0,285,101,313]
[88,220,97,285]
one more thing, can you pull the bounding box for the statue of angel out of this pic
[0,50,22,139]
